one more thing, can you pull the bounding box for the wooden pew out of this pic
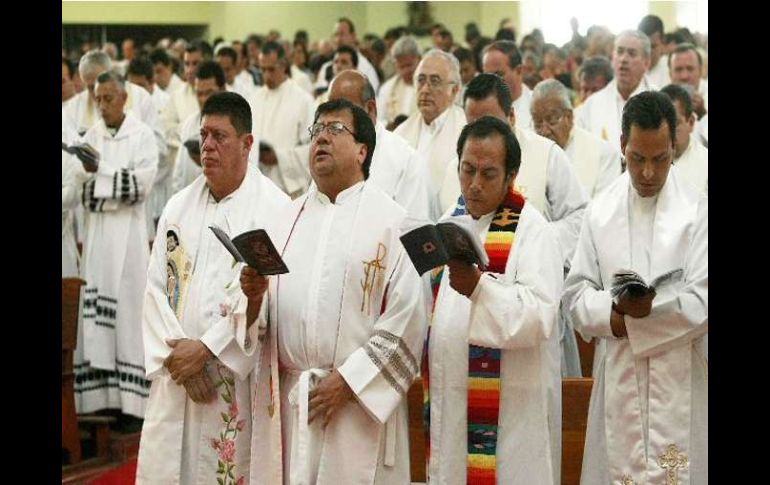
[575,330,596,378]
[562,377,594,485]
[62,277,85,465]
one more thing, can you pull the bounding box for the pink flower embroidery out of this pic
[229,401,239,419]
[219,302,232,317]
[218,439,236,463]
[235,477,245,485]
[236,419,246,431]
[209,438,220,451]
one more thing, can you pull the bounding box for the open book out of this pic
[62,141,99,171]
[610,268,684,298]
[209,224,289,275]
[399,215,488,276]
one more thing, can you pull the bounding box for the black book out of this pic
[183,138,200,158]
[610,268,684,298]
[209,224,289,275]
[399,216,488,276]
[62,141,99,171]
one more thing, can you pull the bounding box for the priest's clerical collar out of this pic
[316,180,364,205]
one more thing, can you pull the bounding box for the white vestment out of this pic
[574,77,656,151]
[290,65,315,95]
[165,83,200,150]
[137,169,290,485]
[234,181,427,485]
[647,55,671,90]
[394,104,467,218]
[146,86,174,240]
[513,84,533,129]
[249,79,315,196]
[428,203,563,485]
[564,125,623,198]
[74,113,159,418]
[164,73,186,95]
[698,78,708,112]
[673,137,708,194]
[315,52,381,94]
[376,74,417,124]
[62,120,88,278]
[563,171,707,484]
[694,113,708,148]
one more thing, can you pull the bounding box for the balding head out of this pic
[328,70,377,123]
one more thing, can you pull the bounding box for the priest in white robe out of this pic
[661,84,708,193]
[563,92,707,484]
[164,44,206,149]
[575,30,657,151]
[376,35,420,125]
[74,72,159,418]
[314,18,381,95]
[394,49,467,219]
[137,92,290,485]
[638,15,671,89]
[427,116,563,485]
[235,99,427,484]
[249,42,315,197]
[669,43,708,117]
[481,40,534,129]
[62,110,86,278]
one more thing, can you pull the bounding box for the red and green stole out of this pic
[422,188,525,484]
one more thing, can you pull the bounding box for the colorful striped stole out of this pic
[422,188,525,483]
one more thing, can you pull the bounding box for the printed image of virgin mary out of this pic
[167,260,180,311]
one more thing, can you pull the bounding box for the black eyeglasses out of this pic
[308,121,355,140]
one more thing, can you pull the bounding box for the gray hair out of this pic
[79,50,112,78]
[101,42,118,60]
[419,48,461,85]
[579,56,613,82]
[95,70,126,92]
[532,79,573,110]
[615,29,651,58]
[391,35,421,58]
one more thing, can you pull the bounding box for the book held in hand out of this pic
[399,216,488,276]
[610,268,684,298]
[62,141,100,171]
[209,224,289,275]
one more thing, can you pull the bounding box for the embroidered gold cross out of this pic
[493,207,518,227]
[621,475,636,485]
[361,243,387,315]
[657,444,688,485]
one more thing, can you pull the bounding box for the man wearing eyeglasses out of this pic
[236,99,427,484]
[531,79,622,198]
[395,49,467,218]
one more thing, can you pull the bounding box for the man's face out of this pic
[333,52,355,75]
[612,35,650,93]
[415,56,458,124]
[183,51,203,84]
[579,74,608,102]
[195,77,222,110]
[483,49,522,101]
[459,134,511,218]
[621,122,673,198]
[648,31,663,67]
[669,49,701,88]
[259,51,287,90]
[153,62,172,89]
[464,96,510,125]
[247,42,260,66]
[395,54,420,84]
[127,73,152,93]
[459,59,477,86]
[200,114,252,186]
[217,55,237,85]
[309,110,365,185]
[62,62,75,102]
[531,96,573,149]
[672,99,694,158]
[333,22,355,48]
[94,80,127,126]
[122,40,135,60]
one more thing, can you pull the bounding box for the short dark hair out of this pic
[149,48,172,67]
[96,70,125,90]
[438,28,453,42]
[335,45,359,68]
[668,42,702,69]
[638,14,665,37]
[453,47,474,65]
[196,60,226,89]
[261,41,286,59]
[660,83,694,119]
[495,28,516,42]
[166,230,179,244]
[457,115,521,177]
[62,56,75,79]
[621,91,677,148]
[127,57,154,81]
[485,40,522,69]
[314,99,376,179]
[201,91,253,136]
[187,39,213,59]
[463,73,513,117]
[216,46,238,64]
[338,17,356,34]
[246,34,263,48]
[579,56,614,82]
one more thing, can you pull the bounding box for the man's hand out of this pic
[691,92,707,119]
[308,370,355,428]
[447,260,482,298]
[240,267,269,302]
[610,306,628,338]
[182,368,218,404]
[260,145,278,166]
[163,338,214,384]
[615,290,655,319]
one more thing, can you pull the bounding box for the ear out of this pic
[242,133,254,154]
[620,134,628,156]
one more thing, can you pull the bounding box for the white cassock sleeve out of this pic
[546,145,589,268]
[136,87,168,159]
[562,205,615,339]
[466,219,563,349]
[624,197,708,359]
[275,144,312,196]
[394,149,433,221]
[337,251,428,424]
[62,153,87,211]
[142,213,188,379]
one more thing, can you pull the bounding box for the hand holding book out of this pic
[62,141,100,172]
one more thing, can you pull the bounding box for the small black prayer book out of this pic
[209,224,289,275]
[400,218,488,276]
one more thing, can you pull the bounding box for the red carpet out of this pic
[86,458,137,485]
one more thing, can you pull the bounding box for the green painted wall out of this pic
[62,1,217,25]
